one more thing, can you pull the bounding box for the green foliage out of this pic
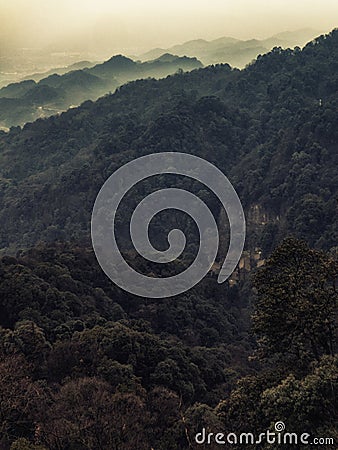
[253,238,337,371]
[0,32,337,255]
[0,31,337,449]
[216,356,337,449]
[215,239,337,449]
[261,356,337,437]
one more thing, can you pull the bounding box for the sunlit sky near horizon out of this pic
[1,0,338,55]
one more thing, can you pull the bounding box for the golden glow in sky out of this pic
[1,0,337,54]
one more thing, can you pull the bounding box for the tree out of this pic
[0,355,46,448]
[261,355,337,440]
[253,238,337,372]
[39,377,149,450]
[216,357,337,449]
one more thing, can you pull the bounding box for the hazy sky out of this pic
[1,0,337,55]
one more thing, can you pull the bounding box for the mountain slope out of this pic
[0,55,202,128]
[21,60,98,83]
[0,30,337,255]
[0,29,336,450]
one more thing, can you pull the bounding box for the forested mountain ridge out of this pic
[0,54,202,128]
[0,30,337,254]
[0,30,337,450]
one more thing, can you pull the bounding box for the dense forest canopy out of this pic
[0,30,337,450]
[0,31,337,254]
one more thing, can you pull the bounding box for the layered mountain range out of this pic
[0,54,202,128]
[0,30,336,256]
[138,28,321,65]
[0,28,337,450]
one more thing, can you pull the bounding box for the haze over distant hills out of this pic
[21,61,99,83]
[138,28,322,66]
[0,54,202,128]
[0,28,324,129]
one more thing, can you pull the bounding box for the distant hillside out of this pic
[0,29,336,255]
[0,54,202,128]
[21,60,98,83]
[139,28,322,66]
[0,28,336,450]
[271,28,324,46]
